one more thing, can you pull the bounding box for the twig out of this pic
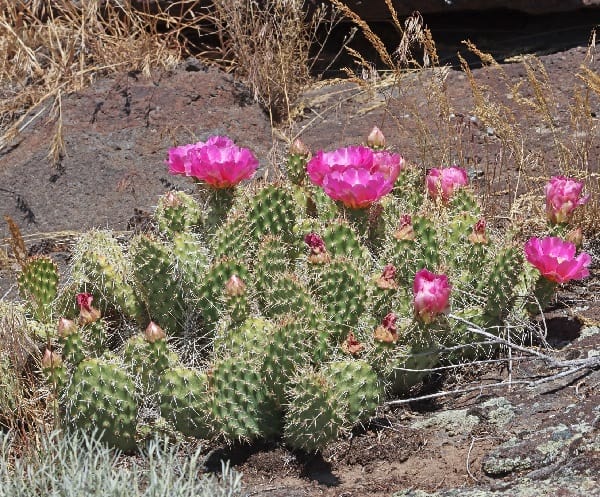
[466,436,479,482]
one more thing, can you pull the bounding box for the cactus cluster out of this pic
[21,130,591,452]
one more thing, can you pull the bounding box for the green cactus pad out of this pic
[248,184,299,243]
[158,366,212,439]
[17,256,59,322]
[64,358,138,452]
[154,190,202,237]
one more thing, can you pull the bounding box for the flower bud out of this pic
[163,190,182,208]
[545,176,589,225]
[565,226,583,247]
[374,312,399,343]
[144,321,166,343]
[57,317,77,338]
[290,138,310,157]
[367,126,386,149]
[41,348,63,370]
[224,274,246,297]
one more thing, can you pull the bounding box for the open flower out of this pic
[524,236,591,283]
[426,166,469,202]
[545,176,590,224]
[413,269,451,323]
[167,135,259,188]
[306,145,403,208]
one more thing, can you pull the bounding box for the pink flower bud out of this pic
[394,214,416,241]
[426,166,469,202]
[144,321,166,343]
[376,264,398,289]
[374,312,399,343]
[162,191,181,208]
[545,176,589,224]
[524,236,591,283]
[57,317,77,338]
[225,274,246,297]
[565,226,583,247]
[367,126,386,149]
[413,269,451,323]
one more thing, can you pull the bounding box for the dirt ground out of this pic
[0,20,599,497]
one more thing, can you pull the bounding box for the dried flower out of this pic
[76,292,101,325]
[468,218,488,244]
[545,176,589,225]
[342,331,365,355]
[225,274,246,297]
[304,232,330,264]
[376,264,398,290]
[57,317,77,338]
[524,236,591,283]
[374,312,399,343]
[394,214,416,241]
[41,348,63,370]
[413,269,451,323]
[426,166,469,202]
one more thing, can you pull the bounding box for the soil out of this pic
[0,17,599,497]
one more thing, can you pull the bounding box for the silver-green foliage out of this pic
[0,430,243,497]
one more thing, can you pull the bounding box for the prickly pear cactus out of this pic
[64,358,138,452]
[17,256,59,322]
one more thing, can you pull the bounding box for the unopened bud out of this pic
[290,138,310,157]
[566,226,583,247]
[376,264,398,290]
[144,321,166,343]
[163,190,181,208]
[225,274,246,297]
[57,317,77,338]
[394,214,415,241]
[367,126,386,149]
[41,348,63,370]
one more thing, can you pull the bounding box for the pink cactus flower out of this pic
[426,166,469,202]
[306,146,403,208]
[413,269,451,323]
[524,236,591,283]
[167,136,259,188]
[545,176,590,224]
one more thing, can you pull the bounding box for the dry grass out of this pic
[0,0,210,166]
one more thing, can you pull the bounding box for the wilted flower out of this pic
[468,218,488,244]
[376,264,398,290]
[144,321,166,343]
[76,292,101,325]
[426,166,469,202]
[524,236,591,283]
[413,269,451,323]
[394,214,416,241]
[304,232,330,264]
[167,135,259,188]
[374,312,399,343]
[306,146,403,208]
[545,176,589,224]
[367,126,386,149]
[342,331,365,355]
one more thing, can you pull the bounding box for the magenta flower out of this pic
[545,176,590,224]
[426,166,469,202]
[413,269,451,323]
[167,136,259,188]
[524,237,591,283]
[306,146,403,208]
